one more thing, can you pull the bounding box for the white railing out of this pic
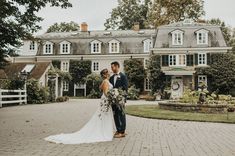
[0,89,27,108]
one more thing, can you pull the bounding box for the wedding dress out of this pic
[44,80,114,144]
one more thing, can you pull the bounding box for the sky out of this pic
[36,0,235,34]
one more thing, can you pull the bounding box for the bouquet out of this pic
[107,88,126,111]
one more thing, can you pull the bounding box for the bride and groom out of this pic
[44,61,128,144]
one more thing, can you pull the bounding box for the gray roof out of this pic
[37,29,157,40]
[154,21,227,48]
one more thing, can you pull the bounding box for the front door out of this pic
[171,76,183,99]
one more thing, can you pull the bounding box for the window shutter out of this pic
[207,53,211,65]
[162,55,169,66]
[187,55,194,66]
[195,75,198,90]
[195,54,198,65]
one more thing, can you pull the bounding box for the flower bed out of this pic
[158,102,229,114]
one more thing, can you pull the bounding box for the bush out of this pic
[56,96,69,102]
[127,85,140,100]
[87,89,101,99]
[26,79,49,104]
[85,73,102,98]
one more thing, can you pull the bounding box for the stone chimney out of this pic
[81,22,88,32]
[133,22,140,31]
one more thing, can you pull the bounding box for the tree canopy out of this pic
[104,0,205,30]
[0,0,72,68]
[47,21,80,33]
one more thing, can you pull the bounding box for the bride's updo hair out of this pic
[100,68,109,79]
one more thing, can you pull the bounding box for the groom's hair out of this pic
[111,61,120,68]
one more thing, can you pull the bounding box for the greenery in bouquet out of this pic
[107,88,126,111]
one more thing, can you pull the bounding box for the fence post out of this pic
[25,89,27,104]
[0,89,2,108]
[19,91,22,105]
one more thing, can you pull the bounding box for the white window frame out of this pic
[92,61,99,72]
[196,29,209,45]
[198,75,207,90]
[29,41,36,50]
[91,40,102,54]
[43,41,53,54]
[60,41,71,54]
[169,54,186,67]
[145,78,151,91]
[61,61,69,72]
[171,30,183,46]
[109,40,120,53]
[143,39,152,53]
[198,53,207,66]
[62,81,69,91]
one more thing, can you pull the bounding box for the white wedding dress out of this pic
[44,81,114,144]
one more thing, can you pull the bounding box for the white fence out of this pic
[0,89,27,108]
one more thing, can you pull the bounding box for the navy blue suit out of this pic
[109,72,128,134]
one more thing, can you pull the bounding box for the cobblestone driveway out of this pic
[0,99,235,156]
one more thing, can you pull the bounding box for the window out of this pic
[91,40,101,53]
[145,78,151,91]
[63,81,69,91]
[60,41,71,54]
[21,64,35,73]
[109,40,120,53]
[198,75,207,90]
[143,39,152,53]
[92,62,99,72]
[61,61,69,72]
[171,30,183,45]
[198,53,207,65]
[196,29,209,45]
[29,41,35,50]
[169,54,186,66]
[43,42,53,54]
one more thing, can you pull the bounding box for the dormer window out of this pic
[43,41,53,54]
[143,39,152,53]
[196,29,209,45]
[109,39,120,53]
[91,40,102,54]
[29,41,36,50]
[171,30,184,45]
[60,41,71,54]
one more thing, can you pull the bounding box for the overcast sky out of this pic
[36,0,235,34]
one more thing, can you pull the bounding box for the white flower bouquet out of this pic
[107,88,126,111]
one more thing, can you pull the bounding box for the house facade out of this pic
[152,19,231,98]
[13,20,231,98]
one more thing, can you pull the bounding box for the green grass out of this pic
[126,105,235,124]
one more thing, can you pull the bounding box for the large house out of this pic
[13,20,231,98]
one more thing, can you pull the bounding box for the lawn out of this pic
[126,105,235,124]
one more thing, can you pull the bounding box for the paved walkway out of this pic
[0,99,235,156]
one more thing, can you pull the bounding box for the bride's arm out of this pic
[101,81,109,96]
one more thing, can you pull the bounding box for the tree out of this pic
[0,0,72,68]
[104,0,150,30]
[146,0,205,28]
[207,18,232,45]
[47,21,80,33]
[148,55,169,93]
[124,59,146,91]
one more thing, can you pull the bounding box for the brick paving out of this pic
[0,99,235,156]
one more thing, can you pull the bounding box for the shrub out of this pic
[85,73,102,98]
[26,79,49,104]
[127,85,140,100]
[87,89,101,99]
[56,96,69,102]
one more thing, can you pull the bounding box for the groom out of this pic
[110,61,128,138]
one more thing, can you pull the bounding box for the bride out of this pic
[44,69,114,144]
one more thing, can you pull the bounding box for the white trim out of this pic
[144,78,151,91]
[198,53,207,66]
[171,30,183,46]
[62,81,69,91]
[92,61,99,72]
[109,39,120,53]
[144,58,150,69]
[198,75,207,90]
[61,61,70,72]
[169,54,186,67]
[29,41,36,51]
[143,39,152,53]
[91,40,102,54]
[43,41,53,54]
[60,41,71,54]
[196,29,208,45]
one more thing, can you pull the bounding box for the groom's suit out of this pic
[110,72,128,134]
